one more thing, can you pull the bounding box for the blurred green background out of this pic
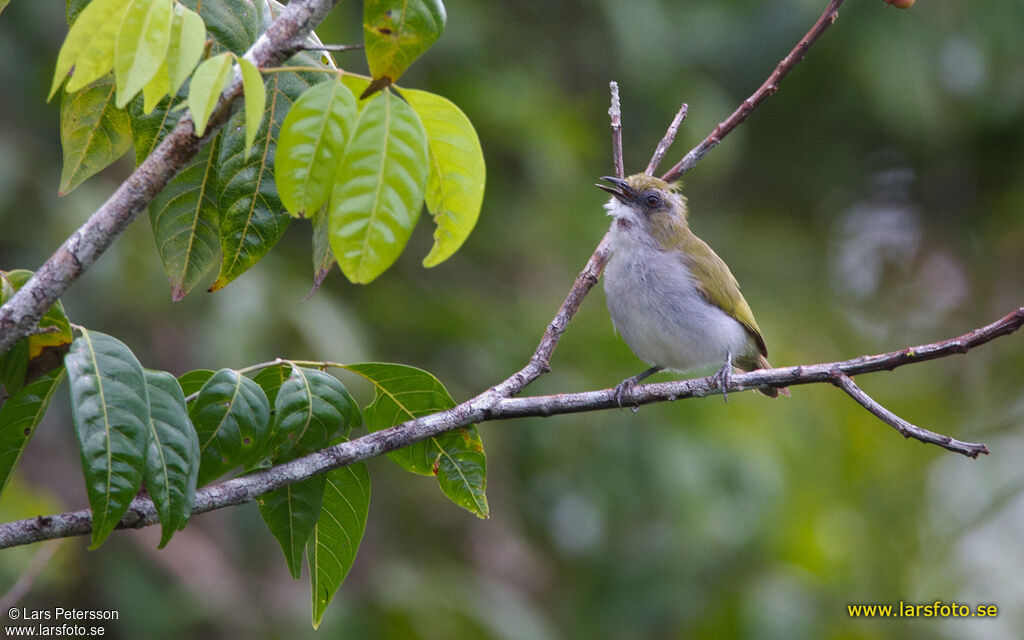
[2,0,1024,638]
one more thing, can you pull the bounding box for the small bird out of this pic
[597,174,786,401]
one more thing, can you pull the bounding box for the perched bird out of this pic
[597,174,786,401]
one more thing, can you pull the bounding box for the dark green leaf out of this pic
[181,0,261,55]
[362,0,446,95]
[329,90,429,284]
[401,88,486,267]
[308,461,370,628]
[209,64,324,291]
[259,474,326,579]
[143,369,200,548]
[271,366,360,460]
[276,78,357,218]
[131,90,184,164]
[114,0,174,108]
[0,369,65,500]
[178,369,215,398]
[0,339,29,397]
[252,364,290,408]
[190,368,270,486]
[148,130,222,300]
[309,205,334,296]
[51,0,131,98]
[59,74,133,196]
[65,329,150,548]
[343,363,488,518]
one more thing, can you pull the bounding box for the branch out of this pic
[646,102,688,175]
[608,81,624,180]
[661,0,844,182]
[1,305,1020,549]
[0,0,342,354]
[831,373,988,458]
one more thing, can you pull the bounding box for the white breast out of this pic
[604,222,754,372]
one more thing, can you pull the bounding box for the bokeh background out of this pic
[2,0,1024,638]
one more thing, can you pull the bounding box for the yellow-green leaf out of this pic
[167,5,206,95]
[114,0,174,108]
[59,74,133,196]
[52,0,131,98]
[188,52,233,137]
[362,0,446,97]
[401,89,485,267]
[238,58,266,157]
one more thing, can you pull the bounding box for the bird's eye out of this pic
[644,192,661,208]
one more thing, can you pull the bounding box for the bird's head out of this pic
[597,173,688,242]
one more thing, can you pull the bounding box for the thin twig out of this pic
[1,305,1019,549]
[661,0,844,182]
[609,81,624,179]
[295,43,363,52]
[0,0,343,353]
[646,103,688,175]
[831,373,989,458]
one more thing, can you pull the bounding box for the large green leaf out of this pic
[401,88,486,267]
[362,0,446,97]
[259,474,326,579]
[344,363,488,518]
[143,369,200,548]
[65,329,151,548]
[308,460,370,628]
[148,131,222,300]
[329,90,429,284]
[58,74,133,196]
[189,368,271,486]
[188,52,234,137]
[276,78,357,218]
[181,0,262,55]
[114,0,174,108]
[0,369,65,500]
[210,64,324,292]
[51,0,131,99]
[270,366,360,460]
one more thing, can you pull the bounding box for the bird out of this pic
[597,173,787,402]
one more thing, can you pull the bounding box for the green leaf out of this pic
[271,366,360,460]
[141,58,171,115]
[362,0,446,96]
[309,205,334,296]
[167,5,206,96]
[114,0,174,108]
[209,65,322,292]
[238,58,267,158]
[143,369,200,548]
[0,339,29,397]
[51,0,131,99]
[181,0,261,55]
[276,78,357,218]
[58,74,133,196]
[189,368,270,486]
[0,369,65,500]
[340,73,372,109]
[401,89,486,267]
[131,90,184,165]
[178,369,215,398]
[343,363,488,518]
[308,461,370,628]
[259,474,326,579]
[65,329,151,548]
[188,52,233,137]
[148,131,222,300]
[329,90,429,284]
[252,364,290,408]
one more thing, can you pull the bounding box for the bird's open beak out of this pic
[596,176,633,203]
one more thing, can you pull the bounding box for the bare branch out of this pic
[646,103,688,175]
[1,305,1019,549]
[608,81,624,179]
[661,0,845,182]
[295,43,364,52]
[0,0,342,354]
[831,373,988,458]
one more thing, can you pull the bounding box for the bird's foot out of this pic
[712,351,734,402]
[613,366,662,411]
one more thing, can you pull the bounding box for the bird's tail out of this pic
[747,354,789,398]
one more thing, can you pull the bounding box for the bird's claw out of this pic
[614,377,640,411]
[712,351,734,402]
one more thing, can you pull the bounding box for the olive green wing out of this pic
[679,236,768,360]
